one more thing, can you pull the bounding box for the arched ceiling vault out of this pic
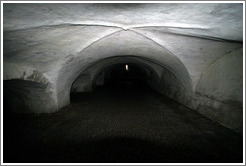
[3,3,243,132]
[4,3,243,41]
[4,3,243,89]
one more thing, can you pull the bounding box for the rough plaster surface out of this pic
[3,3,243,132]
[195,48,243,132]
[3,3,243,41]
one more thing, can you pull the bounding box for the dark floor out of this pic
[3,82,243,163]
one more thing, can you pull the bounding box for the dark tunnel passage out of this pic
[70,62,154,106]
[94,63,153,92]
[101,63,148,88]
[2,3,243,164]
[4,63,243,163]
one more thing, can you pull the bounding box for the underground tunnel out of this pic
[2,3,244,163]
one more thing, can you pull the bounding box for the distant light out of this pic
[125,65,129,71]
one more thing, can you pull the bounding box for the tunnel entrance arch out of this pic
[72,59,158,95]
[55,30,193,113]
[70,56,162,94]
[69,55,193,108]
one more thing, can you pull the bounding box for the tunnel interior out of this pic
[3,3,243,164]
[4,60,243,163]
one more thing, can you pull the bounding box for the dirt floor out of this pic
[3,82,243,163]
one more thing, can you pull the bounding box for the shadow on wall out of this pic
[3,79,57,114]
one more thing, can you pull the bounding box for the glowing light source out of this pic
[125,64,129,71]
